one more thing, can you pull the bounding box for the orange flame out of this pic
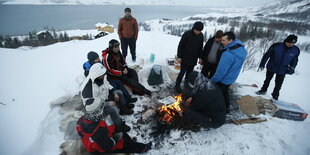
[159,94,183,123]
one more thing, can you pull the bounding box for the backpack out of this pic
[148,65,163,85]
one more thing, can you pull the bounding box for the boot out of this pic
[255,90,266,95]
[120,107,134,115]
[271,93,279,100]
[127,103,135,109]
[128,97,138,103]
[141,142,152,153]
[145,89,152,96]
[122,122,131,132]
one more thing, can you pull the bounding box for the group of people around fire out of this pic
[76,7,300,153]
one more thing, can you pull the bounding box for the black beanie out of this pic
[284,34,298,43]
[87,51,99,62]
[109,39,120,49]
[192,21,204,31]
[124,7,131,13]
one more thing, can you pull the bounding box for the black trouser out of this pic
[261,70,285,98]
[121,38,136,60]
[176,64,195,86]
[216,82,231,111]
[183,108,225,128]
[109,68,149,95]
[201,61,217,79]
[112,133,146,153]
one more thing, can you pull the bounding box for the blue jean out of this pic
[109,79,132,100]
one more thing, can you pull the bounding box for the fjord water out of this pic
[0,5,216,35]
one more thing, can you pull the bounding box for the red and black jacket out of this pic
[76,116,124,153]
[102,48,128,77]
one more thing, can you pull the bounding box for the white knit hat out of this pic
[84,97,104,121]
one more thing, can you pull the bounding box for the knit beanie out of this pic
[87,51,99,62]
[109,39,120,49]
[284,34,298,43]
[124,7,131,13]
[192,21,204,31]
[84,98,104,122]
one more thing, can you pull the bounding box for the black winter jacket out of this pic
[201,36,224,64]
[177,30,203,66]
[183,85,226,128]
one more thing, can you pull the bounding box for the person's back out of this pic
[190,85,226,128]
[76,93,152,153]
[76,115,124,153]
[182,71,226,129]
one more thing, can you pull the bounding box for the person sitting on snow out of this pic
[80,63,134,137]
[178,71,226,129]
[83,51,138,105]
[76,99,152,153]
[102,39,152,96]
[83,51,101,77]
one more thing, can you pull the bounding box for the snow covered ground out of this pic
[0,30,309,155]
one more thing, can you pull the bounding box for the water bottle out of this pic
[150,53,155,63]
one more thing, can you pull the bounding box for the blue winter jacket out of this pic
[259,42,300,75]
[211,39,247,85]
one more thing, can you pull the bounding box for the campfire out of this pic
[158,94,183,125]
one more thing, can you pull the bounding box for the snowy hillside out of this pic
[258,0,310,15]
[4,0,274,7]
[0,30,310,155]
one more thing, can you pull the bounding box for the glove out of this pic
[287,68,295,75]
[257,67,264,72]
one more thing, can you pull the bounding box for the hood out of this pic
[225,39,247,60]
[226,39,245,48]
[88,63,106,82]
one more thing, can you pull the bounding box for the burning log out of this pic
[157,94,184,127]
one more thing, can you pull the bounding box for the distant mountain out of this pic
[0,0,8,4]
[3,0,273,7]
[256,0,310,21]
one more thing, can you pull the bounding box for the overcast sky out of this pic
[2,0,279,7]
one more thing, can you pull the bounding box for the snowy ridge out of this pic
[258,0,310,15]
[5,0,272,7]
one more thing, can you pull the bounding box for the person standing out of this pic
[118,7,138,62]
[256,34,300,100]
[210,32,247,113]
[201,30,224,78]
[175,21,204,93]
